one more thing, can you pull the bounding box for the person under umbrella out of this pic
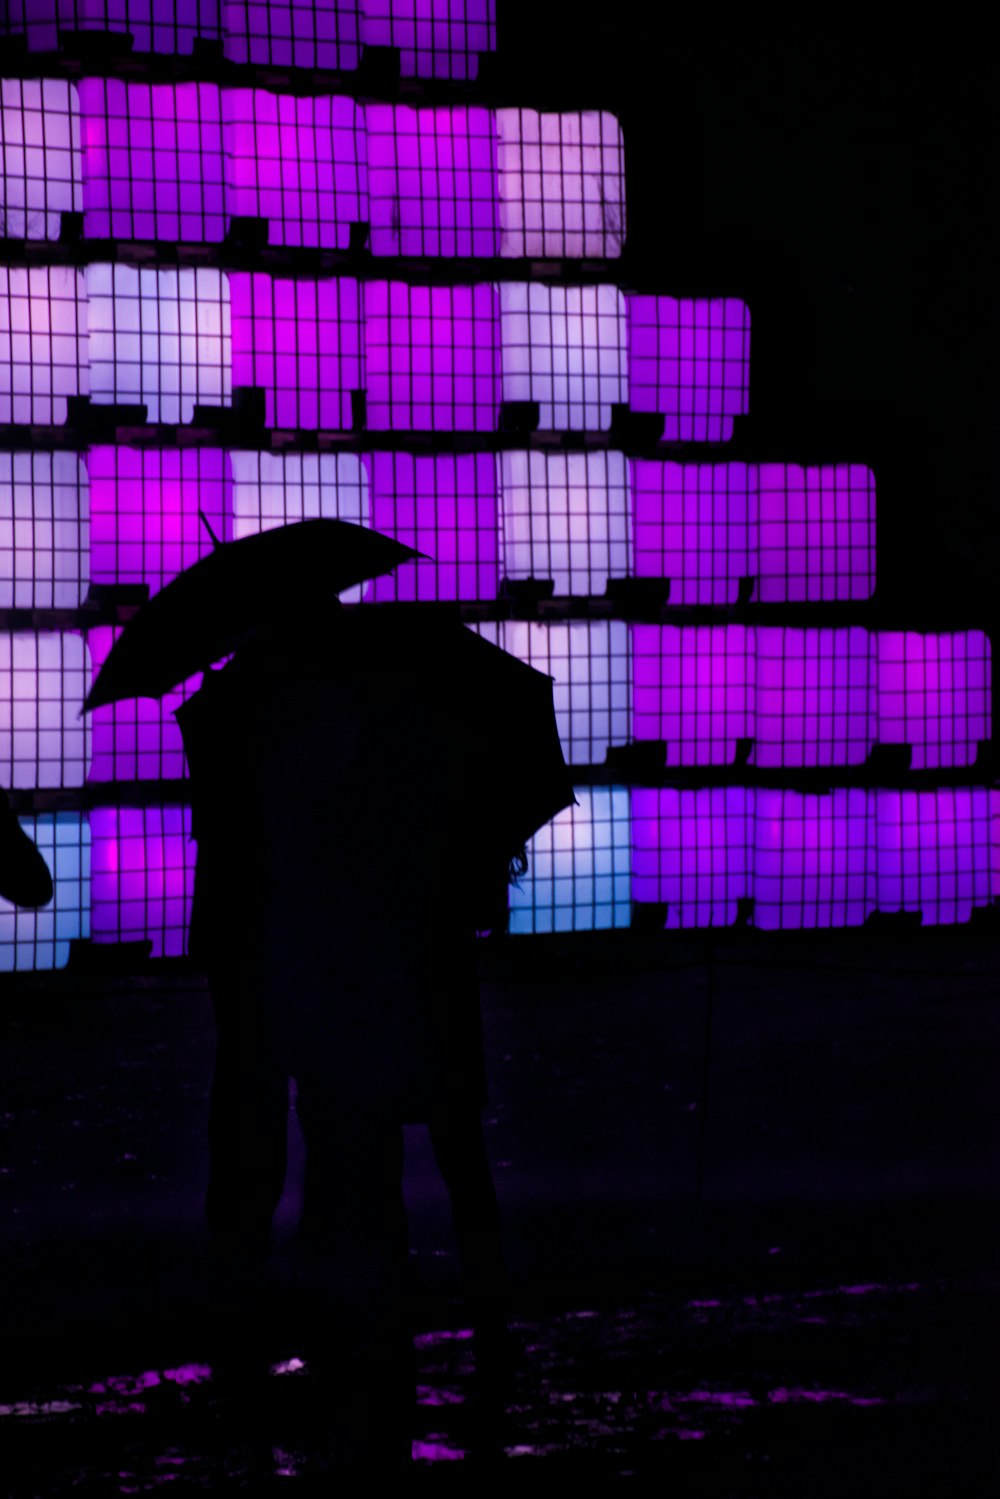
[0,787,54,910]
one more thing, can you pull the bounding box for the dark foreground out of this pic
[1,928,997,1493]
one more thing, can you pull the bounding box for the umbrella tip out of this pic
[198,510,223,550]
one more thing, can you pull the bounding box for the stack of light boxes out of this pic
[0,0,996,968]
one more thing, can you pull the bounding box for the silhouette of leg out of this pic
[428,1110,507,1307]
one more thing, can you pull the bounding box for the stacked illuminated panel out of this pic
[3,0,223,54]
[0,452,89,609]
[89,805,194,958]
[230,274,360,430]
[627,296,751,442]
[0,633,90,789]
[509,786,630,933]
[222,0,359,68]
[0,813,90,971]
[753,627,873,769]
[368,451,498,600]
[86,626,198,782]
[753,789,871,930]
[496,109,625,259]
[0,267,88,425]
[874,788,995,927]
[631,786,752,928]
[632,460,754,606]
[499,451,631,597]
[631,625,754,767]
[0,78,81,240]
[500,283,627,430]
[361,0,496,80]
[875,631,991,770]
[757,464,876,604]
[364,281,500,431]
[367,106,498,257]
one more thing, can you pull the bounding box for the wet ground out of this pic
[1,928,998,1492]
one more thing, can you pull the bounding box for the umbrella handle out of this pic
[198,510,223,550]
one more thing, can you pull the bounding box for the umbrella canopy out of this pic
[0,789,54,909]
[84,519,424,712]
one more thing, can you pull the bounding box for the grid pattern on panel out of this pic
[0,813,89,972]
[78,80,225,244]
[753,627,873,769]
[223,0,359,69]
[874,788,995,927]
[89,804,194,958]
[509,786,630,934]
[631,786,753,929]
[87,446,232,596]
[477,620,631,766]
[0,78,81,241]
[230,274,360,430]
[875,631,991,770]
[500,449,631,596]
[232,449,369,600]
[753,789,871,930]
[0,632,90,789]
[361,0,496,80]
[224,91,365,252]
[86,625,198,782]
[0,451,89,609]
[757,464,876,604]
[631,625,754,767]
[496,110,625,260]
[366,105,498,258]
[86,264,230,425]
[500,282,627,431]
[368,450,498,601]
[631,460,754,606]
[0,266,88,425]
[365,280,499,432]
[3,1,222,53]
[627,296,750,442]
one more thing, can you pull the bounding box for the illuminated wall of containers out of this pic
[0,2,996,969]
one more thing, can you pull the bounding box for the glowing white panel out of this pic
[89,805,194,959]
[499,282,627,432]
[0,78,81,240]
[0,266,88,425]
[85,263,231,425]
[0,633,91,789]
[223,0,360,68]
[874,788,995,927]
[631,460,754,606]
[5,2,223,54]
[231,450,370,602]
[509,785,630,934]
[631,786,753,929]
[475,620,631,766]
[632,625,755,767]
[496,109,625,260]
[757,463,876,604]
[0,813,90,972]
[753,789,872,931]
[875,631,991,770]
[361,0,496,80]
[753,627,873,769]
[500,450,630,596]
[0,451,89,609]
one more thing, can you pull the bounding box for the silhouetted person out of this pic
[0,788,54,909]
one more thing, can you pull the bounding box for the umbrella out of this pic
[0,788,54,908]
[84,519,424,713]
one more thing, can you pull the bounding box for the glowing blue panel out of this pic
[0,812,90,972]
[509,785,631,934]
[0,451,89,609]
[500,450,631,597]
[0,633,91,789]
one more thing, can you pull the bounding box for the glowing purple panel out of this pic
[89,805,193,958]
[0,812,89,972]
[86,625,199,782]
[230,274,361,430]
[753,627,873,768]
[757,464,876,603]
[500,451,631,597]
[87,447,232,595]
[631,461,754,606]
[874,788,994,926]
[500,283,627,431]
[631,786,752,928]
[364,281,500,432]
[4,1,221,54]
[0,266,88,425]
[361,0,495,80]
[366,105,498,257]
[0,451,89,609]
[0,632,90,789]
[223,91,365,251]
[368,452,498,601]
[753,789,871,930]
[496,110,625,259]
[79,80,225,244]
[223,0,359,68]
[627,296,750,442]
[632,625,754,767]
[875,631,991,770]
[1,79,82,240]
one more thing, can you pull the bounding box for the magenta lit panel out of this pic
[0,266,88,425]
[631,625,754,767]
[361,0,496,80]
[753,789,871,931]
[631,460,754,606]
[631,786,752,929]
[753,627,873,769]
[364,281,500,432]
[89,805,194,958]
[874,788,995,927]
[496,109,625,260]
[875,631,991,770]
[626,296,750,442]
[87,446,232,596]
[223,91,366,251]
[367,451,498,601]
[5,1,222,54]
[230,273,361,430]
[223,0,359,69]
[366,105,498,257]
[86,625,198,782]
[757,463,876,604]
[0,79,82,241]
[79,80,225,243]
